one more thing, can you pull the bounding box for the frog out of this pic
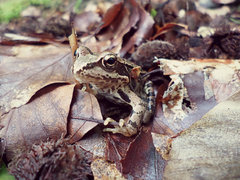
[72,45,155,136]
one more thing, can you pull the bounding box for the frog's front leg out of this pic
[103,90,146,137]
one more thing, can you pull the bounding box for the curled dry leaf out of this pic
[119,1,154,56]
[68,89,101,144]
[151,23,187,40]
[100,2,123,29]
[153,59,240,134]
[95,0,154,55]
[151,133,172,160]
[0,45,74,116]
[0,84,74,160]
[163,91,240,179]
[159,59,240,102]
[96,0,139,53]
[68,28,78,59]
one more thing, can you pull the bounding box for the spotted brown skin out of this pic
[73,46,155,136]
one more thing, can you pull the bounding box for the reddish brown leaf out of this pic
[100,2,123,29]
[105,126,165,179]
[0,84,74,160]
[121,126,165,179]
[120,3,154,56]
[0,45,73,116]
[68,89,101,144]
[151,23,187,40]
[96,0,142,53]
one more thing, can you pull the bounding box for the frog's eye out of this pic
[103,54,117,67]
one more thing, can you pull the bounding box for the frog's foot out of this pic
[104,117,120,126]
[103,124,137,137]
[103,118,137,136]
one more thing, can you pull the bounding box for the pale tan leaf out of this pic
[91,158,126,180]
[163,91,240,179]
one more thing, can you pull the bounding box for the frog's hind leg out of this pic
[143,80,155,123]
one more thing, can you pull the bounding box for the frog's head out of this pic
[73,46,130,91]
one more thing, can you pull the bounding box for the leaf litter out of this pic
[0,0,240,179]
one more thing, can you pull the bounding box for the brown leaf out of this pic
[105,126,165,179]
[100,2,123,29]
[0,45,74,116]
[105,134,135,163]
[96,0,138,52]
[0,84,74,160]
[151,23,187,40]
[120,2,154,56]
[73,11,101,33]
[163,91,240,179]
[68,89,101,144]
[96,0,154,54]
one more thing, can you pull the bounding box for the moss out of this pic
[0,0,29,23]
[0,161,15,180]
[74,0,82,13]
[0,0,62,23]
[30,0,61,8]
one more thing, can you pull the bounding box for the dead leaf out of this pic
[121,126,165,179]
[100,2,123,29]
[68,89,101,144]
[0,45,73,116]
[119,2,154,56]
[73,11,101,33]
[91,158,125,180]
[96,0,138,53]
[77,129,106,158]
[153,59,240,135]
[163,91,240,179]
[95,0,154,55]
[213,0,236,4]
[105,134,135,164]
[158,59,240,101]
[104,126,165,179]
[151,133,172,160]
[151,23,187,40]
[0,84,74,160]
